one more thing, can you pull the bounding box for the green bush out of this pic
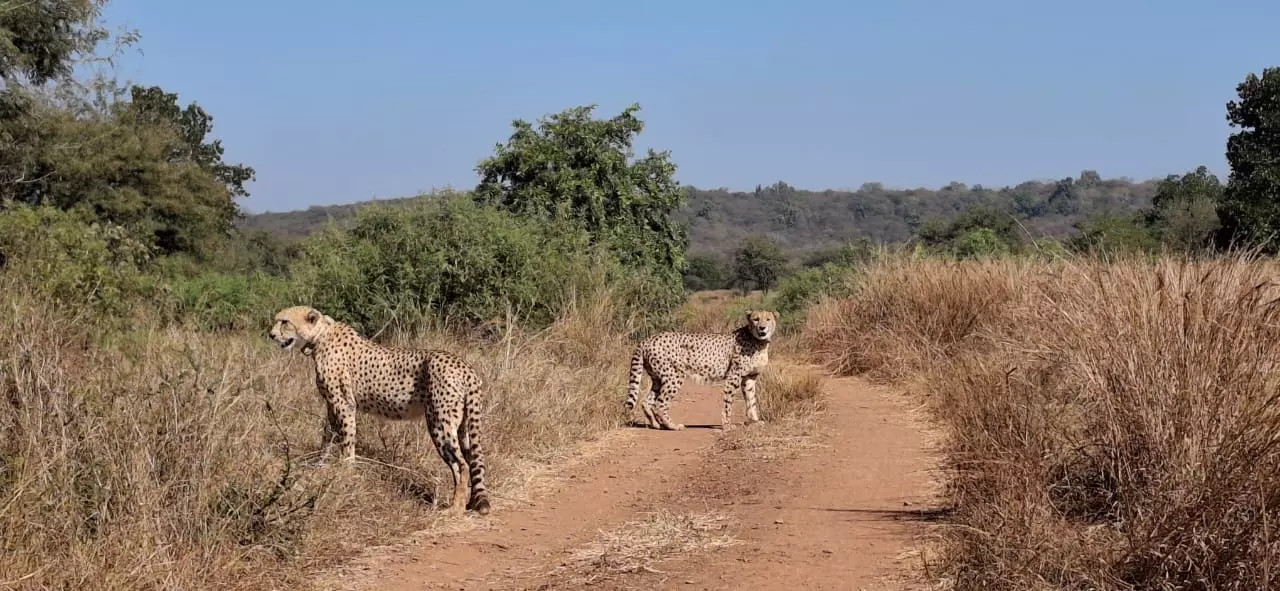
[0,205,156,317]
[289,194,608,334]
[953,228,1011,259]
[683,254,729,291]
[165,272,295,331]
[771,262,856,327]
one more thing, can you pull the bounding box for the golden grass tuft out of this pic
[799,253,1280,590]
[715,363,830,460]
[0,285,633,590]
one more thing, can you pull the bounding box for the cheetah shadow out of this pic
[625,420,723,430]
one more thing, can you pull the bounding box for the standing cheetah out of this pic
[624,310,777,431]
[269,305,490,515]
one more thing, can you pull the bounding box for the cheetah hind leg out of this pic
[640,384,661,429]
[655,376,686,430]
[428,417,470,515]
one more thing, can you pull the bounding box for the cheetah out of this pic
[624,310,777,431]
[269,305,491,515]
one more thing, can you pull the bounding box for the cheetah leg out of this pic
[323,382,358,463]
[655,376,686,431]
[335,402,358,462]
[316,404,342,465]
[641,383,661,429]
[721,374,743,430]
[429,413,470,515]
[743,375,762,425]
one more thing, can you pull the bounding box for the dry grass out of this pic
[0,286,633,590]
[673,289,765,334]
[757,362,828,420]
[715,362,830,460]
[549,509,739,585]
[799,254,1280,590]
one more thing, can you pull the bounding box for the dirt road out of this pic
[333,368,941,590]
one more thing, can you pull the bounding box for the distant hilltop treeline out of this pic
[239,172,1160,257]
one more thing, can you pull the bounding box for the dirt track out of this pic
[332,367,941,590]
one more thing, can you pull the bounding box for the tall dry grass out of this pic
[0,285,633,590]
[800,254,1280,590]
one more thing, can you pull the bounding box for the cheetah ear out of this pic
[305,309,322,324]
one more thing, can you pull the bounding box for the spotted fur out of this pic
[624,310,777,431]
[269,306,490,515]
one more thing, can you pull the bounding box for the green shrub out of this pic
[771,263,856,327]
[0,205,156,317]
[953,227,1011,259]
[289,194,606,334]
[165,272,295,331]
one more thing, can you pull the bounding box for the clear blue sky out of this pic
[101,0,1279,214]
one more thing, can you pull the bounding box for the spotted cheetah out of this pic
[269,305,490,515]
[624,310,777,431]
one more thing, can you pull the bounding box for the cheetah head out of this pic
[269,306,336,354]
[744,309,778,342]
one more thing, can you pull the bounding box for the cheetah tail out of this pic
[461,391,491,515]
[623,344,645,412]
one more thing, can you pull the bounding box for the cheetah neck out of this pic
[304,320,347,356]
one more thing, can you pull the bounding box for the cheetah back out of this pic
[311,326,481,421]
[642,332,740,380]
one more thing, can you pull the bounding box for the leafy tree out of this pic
[953,228,1010,259]
[732,236,787,295]
[1047,177,1080,215]
[126,85,255,202]
[1145,166,1222,252]
[0,0,113,85]
[1,85,253,257]
[473,103,688,309]
[683,254,727,291]
[1218,67,1280,250]
[799,239,875,268]
[917,205,1025,257]
[1068,213,1158,254]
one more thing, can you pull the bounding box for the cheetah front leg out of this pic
[311,381,349,466]
[721,373,743,430]
[743,374,762,425]
[315,403,341,465]
[322,380,358,463]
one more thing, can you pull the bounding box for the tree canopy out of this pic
[0,0,110,84]
[1218,67,1280,250]
[733,236,787,294]
[473,103,688,303]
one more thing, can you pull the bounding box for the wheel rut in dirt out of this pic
[336,367,942,591]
